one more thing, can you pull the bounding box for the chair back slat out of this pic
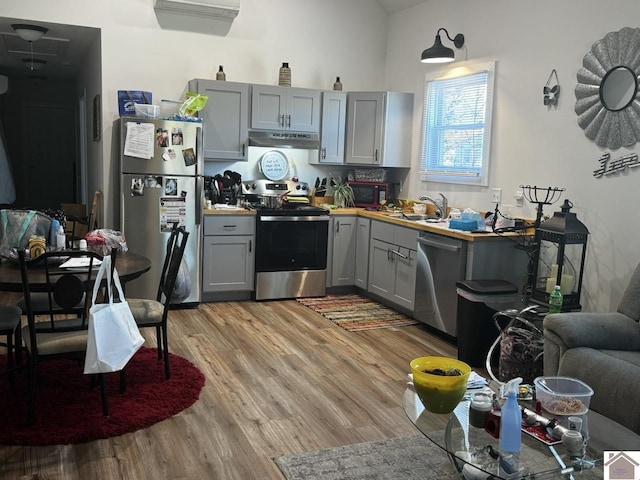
[157,226,189,305]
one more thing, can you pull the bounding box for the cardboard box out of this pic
[311,196,333,207]
[118,90,152,116]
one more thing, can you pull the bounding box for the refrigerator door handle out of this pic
[195,175,203,225]
[196,126,203,174]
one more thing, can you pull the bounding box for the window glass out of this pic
[420,62,495,186]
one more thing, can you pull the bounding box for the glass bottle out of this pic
[333,76,343,91]
[216,65,226,81]
[279,62,291,86]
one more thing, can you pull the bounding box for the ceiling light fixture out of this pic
[421,27,465,64]
[11,24,48,42]
[22,58,47,71]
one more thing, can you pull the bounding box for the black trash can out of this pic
[456,279,521,367]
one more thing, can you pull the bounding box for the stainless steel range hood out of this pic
[248,131,320,149]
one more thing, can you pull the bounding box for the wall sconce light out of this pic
[22,58,47,71]
[421,27,465,63]
[11,24,48,43]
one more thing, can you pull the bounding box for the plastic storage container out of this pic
[456,280,521,367]
[534,376,593,416]
[134,103,159,118]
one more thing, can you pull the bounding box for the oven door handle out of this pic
[258,215,330,222]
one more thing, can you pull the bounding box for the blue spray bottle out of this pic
[499,377,523,473]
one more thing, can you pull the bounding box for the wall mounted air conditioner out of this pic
[153,0,240,20]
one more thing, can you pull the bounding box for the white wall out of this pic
[385,0,640,312]
[3,0,389,226]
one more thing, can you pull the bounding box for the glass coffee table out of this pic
[403,385,640,479]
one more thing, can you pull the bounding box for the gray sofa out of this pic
[543,263,640,435]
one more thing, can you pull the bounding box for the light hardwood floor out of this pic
[0,297,458,480]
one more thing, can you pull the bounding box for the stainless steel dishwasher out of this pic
[414,231,467,337]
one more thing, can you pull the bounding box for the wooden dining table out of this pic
[0,251,151,293]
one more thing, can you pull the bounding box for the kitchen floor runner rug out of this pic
[0,346,205,446]
[297,294,418,331]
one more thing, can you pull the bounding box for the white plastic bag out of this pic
[84,255,144,374]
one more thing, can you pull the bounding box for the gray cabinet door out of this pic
[368,238,394,299]
[355,217,370,289]
[288,88,321,132]
[202,235,254,292]
[251,85,286,130]
[317,91,347,164]
[345,92,383,165]
[189,79,249,161]
[331,215,356,286]
[392,247,416,310]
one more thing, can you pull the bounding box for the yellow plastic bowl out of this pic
[410,356,471,414]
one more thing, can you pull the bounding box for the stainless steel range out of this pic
[242,179,330,301]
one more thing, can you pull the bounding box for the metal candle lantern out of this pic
[530,199,589,310]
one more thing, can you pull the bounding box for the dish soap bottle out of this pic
[549,285,563,313]
[499,377,522,473]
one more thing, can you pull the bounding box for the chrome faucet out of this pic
[418,193,448,218]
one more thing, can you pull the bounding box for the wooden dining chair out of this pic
[126,226,189,380]
[0,304,23,393]
[17,248,111,425]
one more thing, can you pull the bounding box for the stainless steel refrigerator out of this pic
[119,117,203,304]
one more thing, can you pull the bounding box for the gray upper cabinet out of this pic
[314,90,347,164]
[345,91,413,167]
[188,79,249,161]
[251,85,321,132]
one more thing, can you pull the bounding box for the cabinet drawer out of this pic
[370,220,417,250]
[394,225,418,251]
[204,216,255,235]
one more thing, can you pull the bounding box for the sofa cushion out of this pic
[558,347,640,434]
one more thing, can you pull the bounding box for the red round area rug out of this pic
[0,347,205,446]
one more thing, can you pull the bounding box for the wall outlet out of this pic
[491,188,502,203]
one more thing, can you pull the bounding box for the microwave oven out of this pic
[348,181,389,208]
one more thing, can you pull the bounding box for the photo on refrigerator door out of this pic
[160,196,186,232]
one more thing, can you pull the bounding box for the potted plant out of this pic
[332,180,355,207]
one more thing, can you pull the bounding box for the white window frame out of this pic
[420,61,495,186]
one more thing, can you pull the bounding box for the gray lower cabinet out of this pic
[202,215,254,296]
[330,215,357,286]
[368,220,417,311]
[355,217,370,289]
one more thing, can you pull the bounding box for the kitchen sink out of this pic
[387,213,442,222]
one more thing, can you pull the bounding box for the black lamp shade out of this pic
[421,34,455,63]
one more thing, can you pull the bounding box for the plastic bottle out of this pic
[499,377,522,470]
[549,285,563,313]
[49,220,60,247]
[56,223,66,250]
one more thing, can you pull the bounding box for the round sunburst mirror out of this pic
[574,27,640,149]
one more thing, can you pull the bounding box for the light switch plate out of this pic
[491,188,502,203]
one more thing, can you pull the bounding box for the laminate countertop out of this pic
[203,207,532,242]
